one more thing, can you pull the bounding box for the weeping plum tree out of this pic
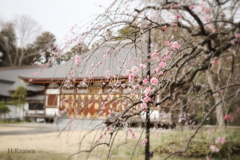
[39,0,240,159]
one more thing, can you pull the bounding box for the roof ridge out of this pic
[0,65,41,70]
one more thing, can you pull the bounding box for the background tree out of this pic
[0,102,10,122]
[11,86,27,120]
[63,42,89,62]
[24,31,57,65]
[0,15,58,67]
[0,22,17,66]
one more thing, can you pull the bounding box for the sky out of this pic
[0,0,113,42]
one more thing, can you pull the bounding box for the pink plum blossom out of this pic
[143,78,149,85]
[235,33,240,39]
[201,4,211,14]
[144,87,151,96]
[164,41,171,46]
[170,23,177,26]
[141,139,148,146]
[159,71,164,75]
[213,93,219,97]
[154,67,159,73]
[128,74,134,82]
[159,61,166,68]
[150,77,158,85]
[34,72,40,76]
[141,103,147,109]
[139,63,146,69]
[165,56,171,60]
[151,52,158,59]
[210,57,219,65]
[210,145,219,152]
[170,41,181,50]
[128,128,136,139]
[143,96,151,103]
[216,137,227,144]
[189,5,194,10]
[74,55,81,65]
[231,39,237,45]
[131,66,139,73]
[204,16,210,22]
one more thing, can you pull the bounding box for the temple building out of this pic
[0,41,144,121]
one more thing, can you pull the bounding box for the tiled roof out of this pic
[0,41,148,96]
[0,66,44,97]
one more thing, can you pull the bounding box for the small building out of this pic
[0,66,45,120]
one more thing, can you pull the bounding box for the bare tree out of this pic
[0,15,42,66]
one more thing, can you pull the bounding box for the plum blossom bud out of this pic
[189,5,194,10]
[224,115,231,120]
[141,138,148,146]
[176,15,181,19]
[128,74,134,82]
[74,55,81,65]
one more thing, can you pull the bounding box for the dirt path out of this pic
[0,123,127,157]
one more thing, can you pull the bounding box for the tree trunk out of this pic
[4,113,7,123]
[206,70,225,129]
[215,97,225,130]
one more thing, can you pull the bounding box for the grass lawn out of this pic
[67,127,240,160]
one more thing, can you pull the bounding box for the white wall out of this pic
[141,110,160,121]
[4,103,28,120]
[46,89,60,94]
[45,108,59,116]
[140,111,172,123]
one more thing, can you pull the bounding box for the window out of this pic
[29,103,44,110]
[48,95,58,106]
[89,87,101,94]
